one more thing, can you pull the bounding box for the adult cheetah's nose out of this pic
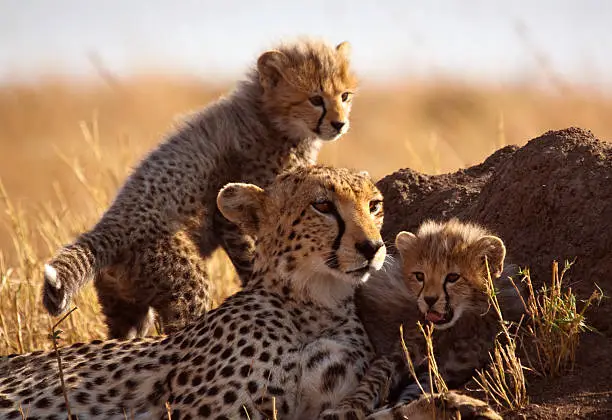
[424,296,439,307]
[330,120,346,132]
[355,239,384,261]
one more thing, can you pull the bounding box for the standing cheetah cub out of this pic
[42,39,358,338]
[324,219,510,418]
[1,166,488,419]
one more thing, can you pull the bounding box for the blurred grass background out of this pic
[1,74,611,355]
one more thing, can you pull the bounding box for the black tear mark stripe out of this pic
[443,281,451,314]
[315,100,327,135]
[326,206,345,269]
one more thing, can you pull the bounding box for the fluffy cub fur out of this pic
[42,39,358,338]
[325,219,519,417]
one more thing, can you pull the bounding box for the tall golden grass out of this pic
[1,76,611,355]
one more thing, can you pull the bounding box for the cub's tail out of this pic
[42,241,98,316]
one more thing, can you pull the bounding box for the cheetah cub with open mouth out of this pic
[322,218,513,419]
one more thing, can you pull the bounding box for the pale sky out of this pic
[1,0,611,88]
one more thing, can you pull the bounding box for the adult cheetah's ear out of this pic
[217,183,266,236]
[395,231,417,256]
[473,235,506,278]
[257,50,288,91]
[336,41,352,60]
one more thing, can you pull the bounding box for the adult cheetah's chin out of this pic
[359,272,371,283]
[344,264,384,284]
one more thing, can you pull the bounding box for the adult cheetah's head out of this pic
[217,166,386,304]
[257,39,357,142]
[395,219,506,330]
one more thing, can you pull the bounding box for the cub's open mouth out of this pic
[424,309,454,325]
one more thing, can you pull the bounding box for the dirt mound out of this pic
[376,127,612,419]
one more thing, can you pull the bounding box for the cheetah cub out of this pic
[1,167,488,420]
[42,39,358,338]
[324,219,512,418]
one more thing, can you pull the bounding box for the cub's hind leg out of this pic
[153,276,210,334]
[95,230,211,338]
[146,230,212,334]
[95,270,156,338]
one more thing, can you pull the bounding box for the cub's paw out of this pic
[433,392,502,420]
[319,407,366,420]
[42,263,71,316]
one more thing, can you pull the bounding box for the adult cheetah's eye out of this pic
[445,273,461,283]
[309,95,324,107]
[414,272,425,282]
[341,92,352,102]
[311,200,335,214]
[369,200,383,215]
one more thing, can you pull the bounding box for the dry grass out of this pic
[0,76,611,356]
[473,262,529,411]
[521,261,602,377]
[473,260,601,412]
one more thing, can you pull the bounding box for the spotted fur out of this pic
[3,166,387,419]
[41,38,358,338]
[321,219,512,419]
[3,171,498,420]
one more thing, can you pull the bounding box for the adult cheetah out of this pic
[322,219,514,418]
[42,38,358,338]
[1,167,496,419]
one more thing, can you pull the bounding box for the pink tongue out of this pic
[426,311,444,323]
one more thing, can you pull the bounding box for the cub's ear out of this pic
[257,50,288,90]
[217,183,266,236]
[336,41,351,59]
[473,235,506,278]
[395,231,417,256]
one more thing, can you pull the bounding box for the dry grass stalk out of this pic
[399,324,427,398]
[399,322,449,419]
[17,403,28,420]
[417,322,449,395]
[473,259,529,410]
[49,306,79,420]
[165,401,172,419]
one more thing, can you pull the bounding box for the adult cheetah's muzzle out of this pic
[355,240,384,262]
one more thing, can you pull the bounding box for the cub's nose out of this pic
[355,240,384,261]
[330,121,346,132]
[424,296,439,308]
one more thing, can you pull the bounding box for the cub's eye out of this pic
[369,199,383,215]
[413,272,425,282]
[309,95,324,107]
[311,200,335,214]
[445,273,460,283]
[341,92,352,102]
